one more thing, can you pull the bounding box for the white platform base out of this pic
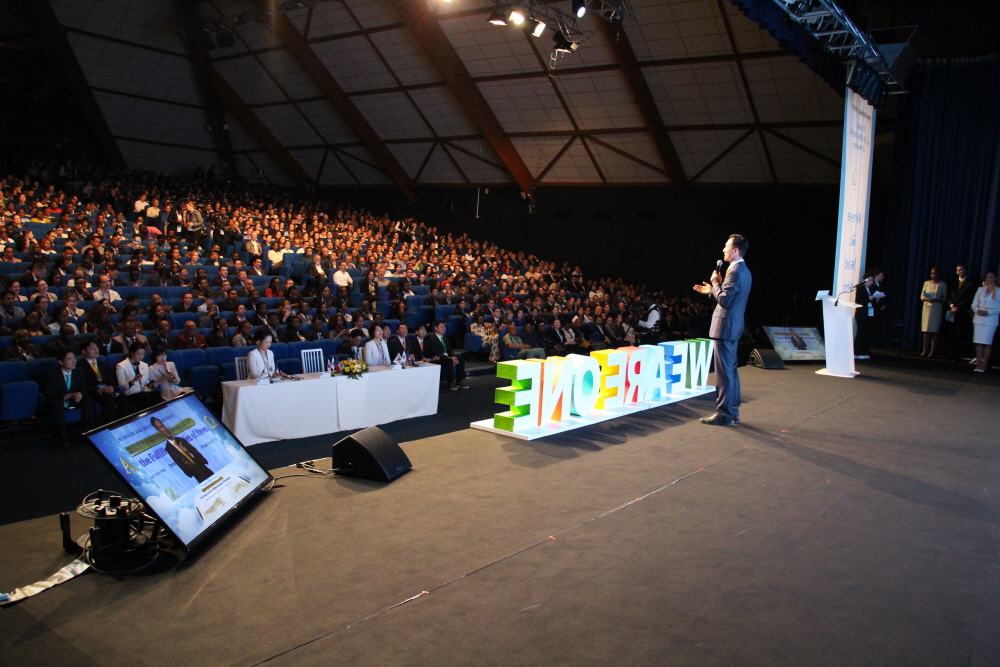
[470,387,715,441]
[815,368,860,378]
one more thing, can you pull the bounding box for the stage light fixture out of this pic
[525,17,546,37]
[553,30,579,52]
[572,0,587,18]
[488,7,508,25]
[507,6,527,25]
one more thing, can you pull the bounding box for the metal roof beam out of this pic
[267,11,415,200]
[386,0,535,196]
[597,20,687,186]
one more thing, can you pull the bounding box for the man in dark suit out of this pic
[338,330,365,361]
[45,348,95,449]
[305,254,329,281]
[949,264,977,361]
[407,324,428,361]
[93,326,124,357]
[43,325,82,358]
[387,323,410,363]
[425,320,467,391]
[80,340,119,425]
[693,234,751,426]
[150,417,213,483]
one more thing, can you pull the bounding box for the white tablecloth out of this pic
[221,365,440,446]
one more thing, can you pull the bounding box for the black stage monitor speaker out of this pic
[749,348,786,370]
[332,426,412,482]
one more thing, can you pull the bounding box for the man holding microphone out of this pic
[693,234,752,426]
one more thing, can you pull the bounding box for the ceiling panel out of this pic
[477,78,573,134]
[353,92,430,140]
[446,139,513,184]
[624,0,731,61]
[386,142,436,179]
[418,144,467,184]
[540,136,603,183]
[512,136,573,178]
[669,128,750,177]
[743,56,845,123]
[343,0,402,31]
[406,86,481,137]
[52,0,184,55]
[588,137,668,183]
[117,139,213,175]
[339,146,393,184]
[312,36,397,93]
[287,148,327,182]
[645,61,752,126]
[555,70,645,130]
[722,1,784,54]
[440,15,545,78]
[779,125,843,163]
[213,56,286,106]
[319,150,363,185]
[291,1,357,40]
[368,28,441,86]
[699,130,770,182]
[295,100,358,144]
[766,132,841,183]
[254,104,326,147]
[254,49,326,100]
[68,32,199,106]
[93,91,211,148]
[240,151,295,187]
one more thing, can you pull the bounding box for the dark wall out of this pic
[324,183,848,328]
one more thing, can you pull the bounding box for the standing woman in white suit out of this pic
[248,332,285,380]
[971,271,998,373]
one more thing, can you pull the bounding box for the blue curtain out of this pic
[883,56,1000,347]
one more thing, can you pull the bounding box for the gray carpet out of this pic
[1,362,998,666]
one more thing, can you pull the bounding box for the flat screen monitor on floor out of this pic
[85,393,272,550]
[763,326,827,361]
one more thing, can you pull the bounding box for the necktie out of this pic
[91,361,100,381]
[65,372,71,391]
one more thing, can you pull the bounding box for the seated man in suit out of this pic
[80,339,119,425]
[302,316,327,342]
[424,320,468,391]
[407,324,428,362]
[2,329,41,361]
[338,329,365,361]
[174,321,207,350]
[45,348,95,449]
[93,326,124,357]
[387,323,410,363]
[43,325,82,358]
[112,321,149,351]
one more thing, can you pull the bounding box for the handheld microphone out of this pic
[715,260,724,277]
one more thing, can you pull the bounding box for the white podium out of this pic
[816,290,861,378]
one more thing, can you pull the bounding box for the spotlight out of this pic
[488,7,507,25]
[572,0,587,18]
[507,6,526,25]
[525,17,546,37]
[553,30,579,53]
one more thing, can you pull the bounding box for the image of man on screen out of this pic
[151,417,214,483]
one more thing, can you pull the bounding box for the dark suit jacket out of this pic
[305,263,328,279]
[423,333,453,359]
[163,436,212,481]
[44,338,82,358]
[81,358,115,394]
[952,278,978,312]
[387,336,408,361]
[338,342,365,361]
[407,336,426,361]
[93,339,123,357]
[709,261,752,341]
[43,365,89,404]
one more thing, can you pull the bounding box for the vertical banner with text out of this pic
[833,88,876,302]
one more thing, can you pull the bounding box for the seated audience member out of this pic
[116,342,159,414]
[249,303,269,326]
[80,340,119,425]
[197,304,220,329]
[283,315,307,343]
[113,321,149,351]
[231,320,254,348]
[408,324,428,361]
[174,321,207,350]
[503,323,545,360]
[2,329,40,361]
[147,346,186,401]
[339,330,365,361]
[302,316,327,342]
[43,325,82,358]
[470,316,501,363]
[387,323,410,363]
[425,320,467,391]
[93,326,123,356]
[521,323,547,352]
[206,317,230,348]
[45,348,95,449]
[363,323,392,367]
[229,303,250,327]
[247,332,285,380]
[0,289,25,326]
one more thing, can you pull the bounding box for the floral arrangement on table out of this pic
[338,359,368,380]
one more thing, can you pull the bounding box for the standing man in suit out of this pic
[150,417,214,483]
[949,264,977,361]
[425,320,468,391]
[693,234,751,426]
[45,348,95,449]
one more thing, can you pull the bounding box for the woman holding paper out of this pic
[919,267,948,358]
[971,271,998,373]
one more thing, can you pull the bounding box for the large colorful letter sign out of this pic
[473,339,716,440]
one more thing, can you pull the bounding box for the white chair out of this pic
[300,348,325,374]
[235,356,249,381]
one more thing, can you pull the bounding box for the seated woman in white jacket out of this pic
[363,324,392,367]
[247,331,286,380]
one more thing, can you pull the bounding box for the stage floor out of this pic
[2,362,999,666]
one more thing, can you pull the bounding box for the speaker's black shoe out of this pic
[700,413,733,426]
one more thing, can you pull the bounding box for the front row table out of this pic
[221,364,441,446]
